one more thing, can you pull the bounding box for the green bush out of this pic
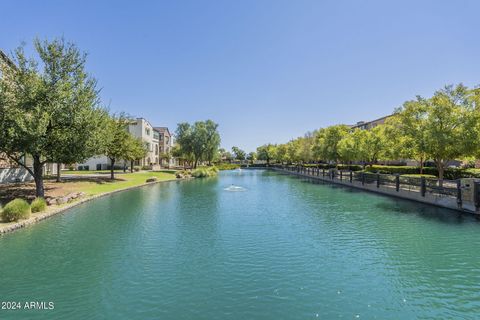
[301,163,363,171]
[363,165,480,180]
[216,163,240,170]
[401,174,437,178]
[1,199,31,222]
[133,166,141,172]
[31,197,47,213]
[192,167,218,178]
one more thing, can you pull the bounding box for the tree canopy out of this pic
[0,38,106,197]
[175,120,221,168]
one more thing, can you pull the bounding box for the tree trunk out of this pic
[419,156,424,174]
[194,159,198,169]
[110,158,116,180]
[130,160,134,173]
[437,160,444,187]
[56,163,61,182]
[33,156,45,198]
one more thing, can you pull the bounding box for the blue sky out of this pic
[1,0,479,152]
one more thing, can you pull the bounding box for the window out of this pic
[145,128,150,136]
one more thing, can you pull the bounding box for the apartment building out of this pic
[153,127,176,167]
[129,118,160,168]
[77,119,179,171]
[350,115,392,130]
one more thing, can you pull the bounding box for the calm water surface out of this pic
[1,170,480,319]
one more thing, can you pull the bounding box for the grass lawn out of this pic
[0,171,178,207]
[61,170,125,175]
[75,171,177,196]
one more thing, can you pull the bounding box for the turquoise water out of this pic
[1,169,480,319]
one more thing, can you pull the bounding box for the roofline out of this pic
[153,127,171,136]
[0,49,17,70]
[351,114,393,128]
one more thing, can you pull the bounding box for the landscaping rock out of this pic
[146,178,158,183]
[46,198,56,206]
[56,197,68,205]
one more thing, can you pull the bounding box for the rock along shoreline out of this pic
[0,177,184,235]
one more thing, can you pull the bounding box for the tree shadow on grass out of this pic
[0,176,127,206]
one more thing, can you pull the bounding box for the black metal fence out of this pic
[274,165,462,203]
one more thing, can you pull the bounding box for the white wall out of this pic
[0,167,33,183]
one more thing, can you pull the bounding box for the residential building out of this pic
[76,118,185,171]
[350,115,392,130]
[129,118,160,168]
[154,127,177,168]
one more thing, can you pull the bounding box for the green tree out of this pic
[338,129,366,165]
[274,144,290,164]
[386,97,429,173]
[102,113,133,179]
[0,38,105,197]
[218,148,233,163]
[423,84,478,184]
[247,151,257,164]
[232,146,246,161]
[256,144,276,165]
[313,125,349,166]
[124,137,148,173]
[175,120,221,168]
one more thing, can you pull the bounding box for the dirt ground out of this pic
[0,176,114,206]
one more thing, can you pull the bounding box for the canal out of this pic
[1,169,479,319]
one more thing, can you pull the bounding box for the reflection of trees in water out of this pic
[290,174,480,314]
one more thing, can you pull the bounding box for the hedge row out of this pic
[302,163,363,171]
[364,165,480,180]
[297,164,480,180]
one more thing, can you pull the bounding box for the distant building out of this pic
[350,115,392,130]
[77,119,179,171]
[153,127,176,167]
[129,118,160,168]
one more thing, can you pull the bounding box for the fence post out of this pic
[376,174,380,188]
[456,180,462,206]
[350,171,353,183]
[421,177,426,197]
[395,174,400,192]
[340,170,343,181]
[322,169,325,177]
[474,181,480,211]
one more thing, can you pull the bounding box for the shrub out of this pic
[401,174,437,178]
[31,197,47,213]
[141,165,152,170]
[133,166,141,172]
[301,163,363,171]
[1,199,31,222]
[216,163,240,170]
[192,167,218,178]
[363,165,480,180]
